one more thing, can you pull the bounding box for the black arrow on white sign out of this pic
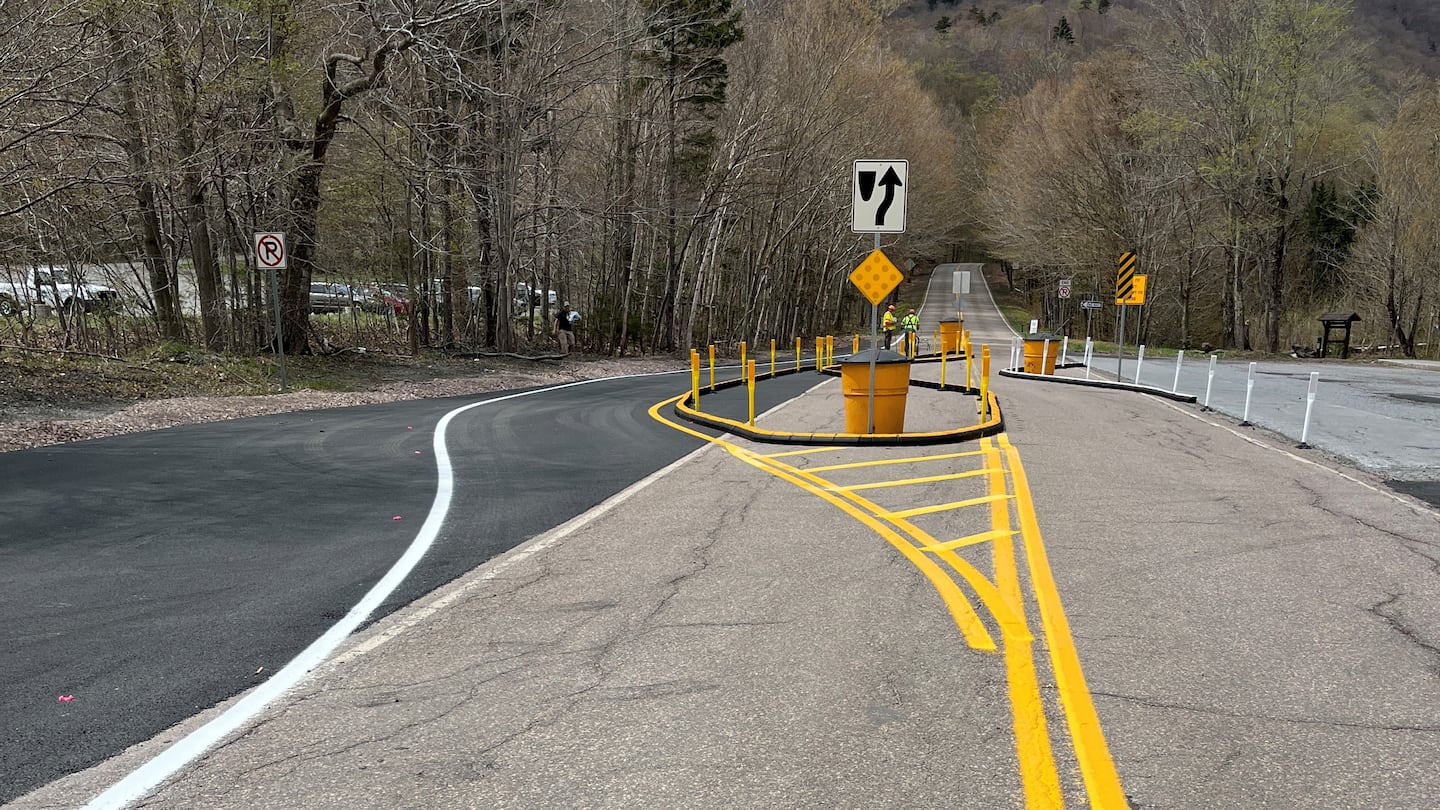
[875,167,903,226]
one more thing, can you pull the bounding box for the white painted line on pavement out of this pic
[83,370,691,810]
[338,374,828,663]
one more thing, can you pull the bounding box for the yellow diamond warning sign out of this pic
[849,249,903,306]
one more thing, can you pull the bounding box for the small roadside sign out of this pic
[1059,278,1072,299]
[255,232,287,270]
[851,160,908,234]
[849,249,904,306]
[1124,274,1148,305]
[953,270,971,295]
[1081,300,1103,310]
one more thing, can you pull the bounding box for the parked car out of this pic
[513,282,557,310]
[0,266,121,316]
[308,282,357,313]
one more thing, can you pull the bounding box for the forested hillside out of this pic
[0,0,1435,359]
[890,0,1440,355]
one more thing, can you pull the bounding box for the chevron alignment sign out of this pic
[1115,252,1137,304]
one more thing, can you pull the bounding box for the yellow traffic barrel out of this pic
[939,318,961,354]
[1022,333,1061,375]
[840,348,911,433]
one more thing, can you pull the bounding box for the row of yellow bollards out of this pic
[688,333,993,432]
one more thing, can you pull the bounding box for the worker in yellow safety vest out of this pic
[900,308,920,356]
[881,304,898,350]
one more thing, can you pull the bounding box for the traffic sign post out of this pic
[1058,278,1072,299]
[1115,252,1136,380]
[255,232,288,391]
[849,159,907,431]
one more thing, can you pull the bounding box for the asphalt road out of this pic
[0,368,819,804]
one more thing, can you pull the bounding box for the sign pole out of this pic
[868,233,880,434]
[255,232,290,392]
[1116,304,1127,382]
[268,264,287,392]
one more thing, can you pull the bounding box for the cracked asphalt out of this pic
[9,266,1440,809]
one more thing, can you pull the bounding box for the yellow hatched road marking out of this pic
[888,493,1011,520]
[802,449,986,473]
[782,465,1030,642]
[649,394,1124,809]
[647,397,996,652]
[831,468,998,492]
[917,529,1016,553]
[1000,434,1128,809]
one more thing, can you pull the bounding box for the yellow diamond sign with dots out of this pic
[849,249,903,306]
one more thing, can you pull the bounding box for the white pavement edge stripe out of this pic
[82,370,690,810]
[335,375,829,665]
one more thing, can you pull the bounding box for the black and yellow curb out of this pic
[673,364,1004,446]
[998,366,1199,403]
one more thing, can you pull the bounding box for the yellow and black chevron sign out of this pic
[1115,252,1137,305]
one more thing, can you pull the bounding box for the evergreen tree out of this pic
[936,15,952,34]
[1052,16,1075,43]
[1098,0,1111,13]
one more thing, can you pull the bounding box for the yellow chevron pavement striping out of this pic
[647,393,1125,809]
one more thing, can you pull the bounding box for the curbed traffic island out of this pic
[673,347,1004,447]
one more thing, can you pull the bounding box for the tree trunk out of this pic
[105,14,184,342]
[158,7,224,350]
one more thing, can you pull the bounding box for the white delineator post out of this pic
[1134,344,1146,385]
[1299,372,1320,448]
[1203,355,1217,409]
[1060,336,1070,365]
[1172,350,1185,392]
[1241,361,1257,425]
[1041,338,1051,374]
[1084,338,1094,380]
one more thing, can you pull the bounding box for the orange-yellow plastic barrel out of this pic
[1022,336,1059,375]
[939,319,961,354]
[840,351,911,434]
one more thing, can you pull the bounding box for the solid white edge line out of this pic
[335,376,828,664]
[82,370,692,810]
[975,262,1021,339]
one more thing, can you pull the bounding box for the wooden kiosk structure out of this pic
[1318,312,1361,359]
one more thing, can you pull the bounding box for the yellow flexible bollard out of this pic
[852,334,860,355]
[815,337,823,370]
[965,331,973,389]
[690,349,700,407]
[940,347,948,389]
[708,345,716,391]
[826,336,834,367]
[795,337,802,371]
[740,340,747,373]
[770,339,776,377]
[747,360,757,425]
[980,345,991,422]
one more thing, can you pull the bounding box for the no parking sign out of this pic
[254,232,287,270]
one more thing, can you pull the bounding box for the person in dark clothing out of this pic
[553,303,575,354]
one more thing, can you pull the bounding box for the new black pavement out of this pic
[0,369,818,804]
